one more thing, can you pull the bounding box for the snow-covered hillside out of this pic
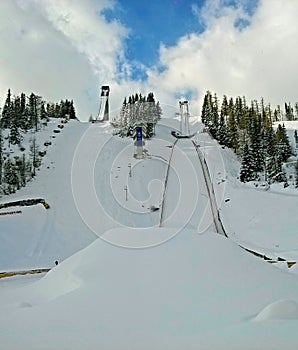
[196,128,298,265]
[0,120,98,270]
[1,117,298,349]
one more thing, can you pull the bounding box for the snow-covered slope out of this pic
[1,117,298,349]
[195,128,298,264]
[0,118,186,267]
[1,230,298,349]
[0,120,98,270]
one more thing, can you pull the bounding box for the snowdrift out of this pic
[1,230,298,349]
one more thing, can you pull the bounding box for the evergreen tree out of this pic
[19,154,27,188]
[200,91,297,184]
[201,90,220,137]
[294,130,298,145]
[240,143,256,182]
[1,89,13,128]
[201,92,209,125]
[263,125,275,182]
[114,92,161,139]
[217,95,229,145]
[3,158,19,193]
[234,96,244,127]
[209,93,219,138]
[40,101,48,123]
[20,93,26,115]
[249,111,264,173]
[146,122,155,138]
[263,125,286,183]
[217,113,227,145]
[153,101,162,123]
[46,103,56,119]
[220,95,229,119]
[285,102,294,121]
[29,137,41,176]
[275,105,282,122]
[295,161,298,188]
[227,100,239,153]
[12,96,22,128]
[9,124,22,145]
[295,103,298,120]
[69,100,76,119]
[146,92,155,103]
[275,124,291,161]
[28,93,39,131]
[0,127,3,185]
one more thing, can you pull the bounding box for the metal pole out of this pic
[124,186,128,201]
[179,101,183,134]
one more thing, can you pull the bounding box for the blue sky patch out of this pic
[102,0,206,69]
[102,0,259,81]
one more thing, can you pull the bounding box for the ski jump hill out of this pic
[1,117,298,349]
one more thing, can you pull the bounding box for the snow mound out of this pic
[254,299,298,321]
[101,227,182,248]
[2,230,298,349]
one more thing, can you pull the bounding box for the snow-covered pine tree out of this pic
[217,113,227,145]
[29,137,41,177]
[201,92,208,125]
[40,101,49,125]
[145,122,155,138]
[295,103,298,120]
[3,158,19,194]
[209,93,219,138]
[69,100,76,119]
[0,127,3,185]
[114,92,161,139]
[1,89,13,129]
[9,123,22,145]
[249,111,264,173]
[240,143,257,182]
[275,124,292,162]
[285,102,294,121]
[294,130,298,149]
[227,99,239,153]
[12,95,22,129]
[263,125,287,183]
[234,96,244,126]
[153,101,162,123]
[201,91,214,132]
[28,93,40,131]
[295,161,298,188]
[19,154,27,188]
[46,103,56,119]
[274,105,282,122]
[217,96,229,145]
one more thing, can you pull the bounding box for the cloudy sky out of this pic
[0,0,297,121]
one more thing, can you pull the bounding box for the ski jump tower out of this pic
[179,100,190,136]
[95,85,110,122]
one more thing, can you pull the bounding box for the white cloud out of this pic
[146,0,298,116]
[30,0,127,80]
[1,0,298,121]
[0,0,129,120]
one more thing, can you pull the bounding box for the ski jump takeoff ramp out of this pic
[95,85,110,122]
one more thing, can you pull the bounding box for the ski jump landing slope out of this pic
[160,138,216,232]
[0,121,100,271]
[2,119,298,349]
[0,120,176,269]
